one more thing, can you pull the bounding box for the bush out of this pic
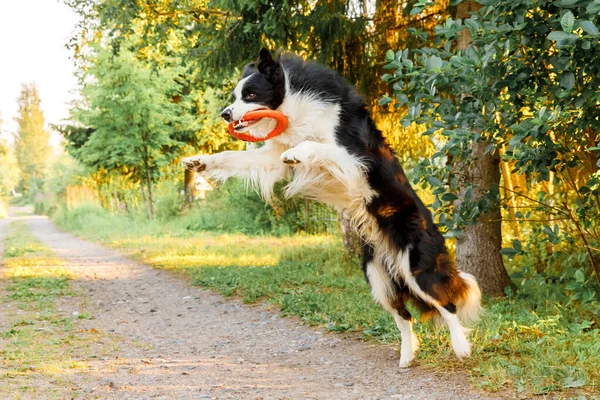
[33,194,58,216]
[53,202,117,234]
[180,179,338,236]
[154,181,184,221]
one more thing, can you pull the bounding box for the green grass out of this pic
[53,203,600,398]
[0,220,110,399]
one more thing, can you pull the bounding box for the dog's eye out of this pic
[245,92,256,100]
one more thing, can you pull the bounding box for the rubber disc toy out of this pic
[227,109,288,142]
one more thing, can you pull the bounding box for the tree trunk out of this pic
[184,168,197,204]
[453,1,512,297]
[455,142,513,296]
[112,189,120,212]
[304,199,310,233]
[139,178,152,219]
[340,213,361,258]
[145,165,155,218]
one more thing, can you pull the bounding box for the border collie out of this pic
[182,48,482,367]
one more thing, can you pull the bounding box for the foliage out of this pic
[53,205,600,397]
[65,0,448,157]
[0,147,19,201]
[44,153,87,198]
[383,0,600,300]
[54,177,338,236]
[73,40,192,217]
[14,83,50,198]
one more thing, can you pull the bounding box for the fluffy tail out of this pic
[456,271,483,327]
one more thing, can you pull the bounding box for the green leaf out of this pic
[378,96,392,106]
[512,239,522,252]
[410,5,424,16]
[426,55,443,70]
[561,11,575,32]
[385,50,395,62]
[464,19,481,32]
[563,377,586,388]
[395,93,409,105]
[575,269,586,283]
[426,176,442,187]
[566,282,580,291]
[580,20,599,35]
[500,248,518,257]
[587,0,600,14]
[583,289,596,302]
[548,31,578,41]
[560,72,575,90]
[441,193,458,201]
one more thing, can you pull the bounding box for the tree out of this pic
[14,83,51,196]
[64,0,452,246]
[0,116,21,196]
[451,1,512,296]
[73,43,189,218]
[383,0,600,298]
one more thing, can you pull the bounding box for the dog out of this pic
[182,48,482,367]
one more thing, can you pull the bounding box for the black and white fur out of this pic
[182,48,482,368]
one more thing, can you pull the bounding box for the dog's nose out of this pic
[221,109,233,122]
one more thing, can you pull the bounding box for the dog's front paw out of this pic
[181,155,208,172]
[280,142,317,166]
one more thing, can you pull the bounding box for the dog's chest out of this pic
[277,93,341,147]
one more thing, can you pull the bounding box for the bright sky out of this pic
[0,0,79,141]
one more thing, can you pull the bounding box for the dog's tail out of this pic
[456,271,482,327]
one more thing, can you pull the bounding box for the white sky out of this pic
[0,0,79,141]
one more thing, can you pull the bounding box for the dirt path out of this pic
[2,209,499,399]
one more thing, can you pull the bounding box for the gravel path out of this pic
[2,209,500,399]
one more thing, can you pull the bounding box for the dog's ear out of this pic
[257,48,284,84]
[242,62,256,78]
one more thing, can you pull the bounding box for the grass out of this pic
[0,220,111,399]
[53,203,600,399]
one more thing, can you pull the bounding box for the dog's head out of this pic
[221,48,286,136]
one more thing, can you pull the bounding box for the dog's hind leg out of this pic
[394,250,477,360]
[362,246,419,368]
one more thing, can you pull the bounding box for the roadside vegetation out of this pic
[0,220,110,399]
[53,200,600,398]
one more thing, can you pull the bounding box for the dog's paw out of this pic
[280,142,317,166]
[181,155,208,172]
[398,355,414,368]
[452,337,472,360]
[399,333,420,368]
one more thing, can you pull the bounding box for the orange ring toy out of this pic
[227,110,288,142]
